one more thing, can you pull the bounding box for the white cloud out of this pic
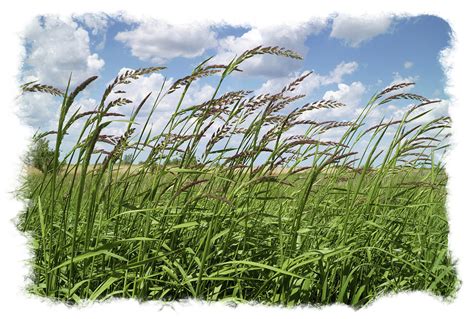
[404,61,414,69]
[330,14,392,47]
[76,13,109,36]
[116,19,327,77]
[18,94,104,156]
[18,94,59,131]
[281,81,366,143]
[107,69,170,111]
[115,20,218,63]
[213,20,326,77]
[22,69,218,160]
[251,61,360,141]
[424,99,450,122]
[256,72,316,96]
[75,13,110,50]
[393,99,450,124]
[108,69,215,114]
[438,45,453,76]
[20,65,217,154]
[101,69,216,141]
[323,81,366,108]
[302,81,366,120]
[321,61,358,85]
[256,61,358,96]
[22,16,105,88]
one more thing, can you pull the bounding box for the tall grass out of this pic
[18,46,458,307]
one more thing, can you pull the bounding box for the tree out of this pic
[26,138,55,173]
[123,153,134,165]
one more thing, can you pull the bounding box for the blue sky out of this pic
[76,14,451,100]
[18,13,452,162]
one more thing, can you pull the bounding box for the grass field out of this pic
[17,46,458,307]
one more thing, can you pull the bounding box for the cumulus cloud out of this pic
[22,16,105,88]
[212,20,326,77]
[75,13,110,50]
[100,69,216,140]
[438,45,453,76]
[18,94,60,131]
[280,81,366,143]
[298,81,366,121]
[107,68,215,113]
[115,19,328,77]
[106,69,171,112]
[320,61,358,85]
[392,99,450,124]
[115,20,218,63]
[76,13,109,36]
[323,82,366,108]
[18,94,100,159]
[256,61,358,96]
[330,14,392,47]
[252,61,360,143]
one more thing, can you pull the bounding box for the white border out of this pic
[1,1,472,318]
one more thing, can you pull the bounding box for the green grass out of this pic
[17,46,458,307]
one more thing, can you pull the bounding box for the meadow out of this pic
[18,46,458,307]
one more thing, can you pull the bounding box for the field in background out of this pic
[17,46,458,306]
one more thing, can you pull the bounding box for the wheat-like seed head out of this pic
[380,93,430,105]
[167,67,224,94]
[241,46,303,60]
[101,67,165,104]
[375,82,415,101]
[106,97,133,110]
[68,76,98,103]
[281,72,313,93]
[21,82,64,96]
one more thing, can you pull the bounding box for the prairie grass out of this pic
[18,46,458,307]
